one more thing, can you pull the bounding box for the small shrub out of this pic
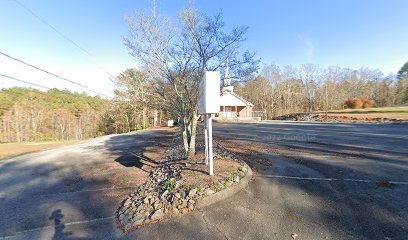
[163,179,177,191]
[134,123,151,131]
[361,97,375,108]
[345,98,363,109]
[182,184,191,191]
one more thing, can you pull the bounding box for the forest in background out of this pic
[0,87,161,143]
[236,63,408,119]
[0,88,107,143]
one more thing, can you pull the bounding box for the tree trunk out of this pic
[153,109,158,127]
[59,124,65,141]
[181,121,189,157]
[159,110,162,126]
[187,115,198,159]
[14,106,21,142]
[142,105,147,128]
[78,116,83,139]
[125,114,131,132]
[180,114,198,160]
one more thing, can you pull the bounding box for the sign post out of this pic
[204,117,208,165]
[198,71,220,176]
[207,114,214,175]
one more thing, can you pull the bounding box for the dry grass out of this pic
[0,141,80,160]
[322,106,408,121]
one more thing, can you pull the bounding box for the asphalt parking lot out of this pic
[0,129,173,239]
[132,121,408,240]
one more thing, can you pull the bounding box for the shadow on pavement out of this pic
[0,129,174,239]
[104,130,174,170]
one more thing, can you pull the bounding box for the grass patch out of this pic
[162,179,177,191]
[320,106,408,120]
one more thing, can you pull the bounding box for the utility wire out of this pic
[0,51,110,98]
[1,51,86,88]
[13,0,116,79]
[0,73,51,90]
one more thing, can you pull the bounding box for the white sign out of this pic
[198,71,220,114]
[199,71,220,176]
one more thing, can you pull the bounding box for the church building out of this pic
[217,58,254,119]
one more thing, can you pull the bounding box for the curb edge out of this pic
[196,165,253,209]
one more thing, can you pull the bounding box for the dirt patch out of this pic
[214,138,273,169]
[180,158,241,189]
[109,171,150,187]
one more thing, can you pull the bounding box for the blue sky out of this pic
[1,0,407,97]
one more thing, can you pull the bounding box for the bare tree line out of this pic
[235,63,407,119]
[0,87,162,143]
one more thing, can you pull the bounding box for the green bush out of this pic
[163,179,177,191]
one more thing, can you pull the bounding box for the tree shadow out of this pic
[114,152,158,172]
[103,130,174,170]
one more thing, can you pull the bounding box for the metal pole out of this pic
[204,115,208,165]
[208,114,213,176]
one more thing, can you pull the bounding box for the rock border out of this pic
[196,165,253,209]
[115,129,253,233]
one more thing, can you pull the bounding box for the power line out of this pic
[0,51,110,98]
[0,51,86,88]
[0,73,51,90]
[13,0,116,79]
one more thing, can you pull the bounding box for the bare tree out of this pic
[115,69,153,128]
[124,6,257,158]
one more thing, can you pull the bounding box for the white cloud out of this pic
[298,35,315,60]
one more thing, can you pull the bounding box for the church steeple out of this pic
[222,54,234,92]
[224,56,231,86]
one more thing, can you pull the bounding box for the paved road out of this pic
[131,121,408,240]
[0,129,173,240]
[1,122,408,240]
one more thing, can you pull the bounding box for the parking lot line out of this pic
[257,174,408,185]
[0,216,115,239]
[36,185,141,197]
